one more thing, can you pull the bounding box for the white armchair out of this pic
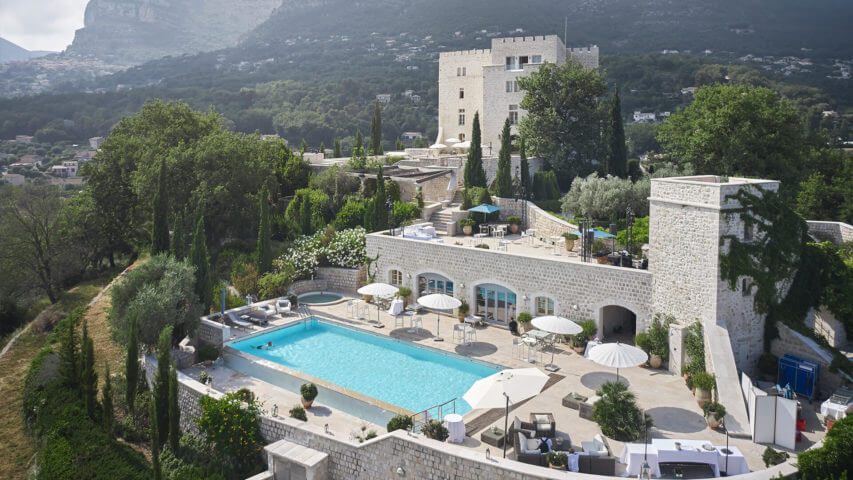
[275,299,292,315]
[256,303,276,318]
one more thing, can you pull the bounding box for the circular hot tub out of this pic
[297,291,344,305]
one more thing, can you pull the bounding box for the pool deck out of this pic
[191,295,827,475]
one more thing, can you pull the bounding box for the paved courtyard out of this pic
[190,295,827,476]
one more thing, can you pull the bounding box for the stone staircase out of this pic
[429,209,455,235]
[450,188,464,205]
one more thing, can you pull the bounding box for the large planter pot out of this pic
[573,344,586,354]
[695,388,712,407]
[509,224,520,234]
[649,354,663,369]
[549,464,567,471]
[462,225,473,235]
[458,315,465,323]
[705,413,722,429]
[595,255,608,264]
[301,398,314,409]
[363,294,373,303]
[564,239,575,251]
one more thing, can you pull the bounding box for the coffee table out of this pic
[480,428,505,447]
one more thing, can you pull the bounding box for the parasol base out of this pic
[544,364,560,372]
[373,323,384,328]
[433,337,444,342]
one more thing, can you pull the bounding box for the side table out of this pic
[480,428,506,448]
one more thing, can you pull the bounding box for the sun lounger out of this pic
[226,312,253,329]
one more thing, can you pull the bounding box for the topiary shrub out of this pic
[420,420,449,441]
[289,405,307,421]
[761,446,789,467]
[386,414,414,432]
[300,383,318,402]
[634,332,652,353]
[591,381,653,442]
[692,372,716,391]
[517,312,532,325]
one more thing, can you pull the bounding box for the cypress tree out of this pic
[150,399,162,480]
[154,326,173,446]
[58,312,79,390]
[80,320,98,420]
[362,197,374,232]
[519,138,531,199]
[395,139,404,151]
[170,208,185,259]
[373,165,388,230]
[370,101,383,155]
[125,316,139,413]
[190,216,212,311]
[351,130,366,168]
[168,365,180,452]
[606,87,628,177]
[319,142,326,155]
[333,139,342,158]
[300,139,307,154]
[494,118,514,197]
[102,362,114,438]
[464,112,486,188]
[299,193,312,235]
[256,183,272,274]
[151,158,170,254]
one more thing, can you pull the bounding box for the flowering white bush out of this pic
[274,227,366,279]
[326,227,366,268]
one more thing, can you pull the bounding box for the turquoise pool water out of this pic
[230,319,500,414]
[297,292,342,304]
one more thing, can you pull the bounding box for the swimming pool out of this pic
[228,318,500,416]
[297,292,343,304]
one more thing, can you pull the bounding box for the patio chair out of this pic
[256,303,276,318]
[479,224,490,235]
[275,299,291,315]
[409,315,423,333]
[512,337,522,358]
[452,323,467,343]
[226,312,252,330]
[464,327,476,345]
[529,413,556,438]
[394,314,406,329]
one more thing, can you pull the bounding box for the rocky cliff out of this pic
[66,0,282,64]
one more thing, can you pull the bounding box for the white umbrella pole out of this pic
[503,393,510,458]
[434,313,443,342]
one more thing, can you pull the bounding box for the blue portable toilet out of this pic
[777,354,819,399]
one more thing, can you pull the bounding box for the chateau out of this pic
[438,35,598,149]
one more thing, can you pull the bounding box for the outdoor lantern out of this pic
[485,448,491,460]
[272,404,278,417]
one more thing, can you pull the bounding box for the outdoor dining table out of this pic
[444,413,466,443]
[388,298,405,316]
[464,315,483,326]
[651,439,720,477]
[619,443,661,477]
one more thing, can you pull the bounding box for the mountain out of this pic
[66,0,283,64]
[0,38,53,63]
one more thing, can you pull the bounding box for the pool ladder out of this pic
[410,397,457,433]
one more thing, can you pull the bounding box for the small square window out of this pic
[459,88,464,99]
[459,133,465,141]
[532,55,542,63]
[458,109,466,126]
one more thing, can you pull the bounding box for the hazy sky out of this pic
[1,0,89,51]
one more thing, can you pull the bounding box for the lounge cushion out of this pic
[519,434,540,454]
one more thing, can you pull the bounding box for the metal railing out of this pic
[410,397,457,433]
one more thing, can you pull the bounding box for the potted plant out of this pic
[398,286,412,304]
[459,217,476,236]
[507,216,522,234]
[702,401,726,429]
[517,312,532,334]
[691,372,715,407]
[457,300,470,322]
[592,238,611,264]
[420,419,449,441]
[562,232,579,251]
[572,320,597,354]
[634,332,653,366]
[300,382,318,409]
[546,452,568,470]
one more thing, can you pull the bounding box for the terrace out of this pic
[190,296,825,478]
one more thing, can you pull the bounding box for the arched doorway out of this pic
[599,305,637,343]
[475,283,517,325]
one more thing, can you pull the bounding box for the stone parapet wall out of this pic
[367,233,653,334]
[770,322,846,397]
[197,318,230,348]
[807,220,853,245]
[808,308,847,348]
[493,197,577,242]
[290,267,364,296]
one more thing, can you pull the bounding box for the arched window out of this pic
[535,296,554,315]
[389,270,403,286]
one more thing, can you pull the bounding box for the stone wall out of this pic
[197,318,230,348]
[494,196,577,241]
[367,232,654,335]
[807,308,847,348]
[806,220,853,245]
[290,267,365,296]
[770,322,846,397]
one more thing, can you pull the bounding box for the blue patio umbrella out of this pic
[570,229,615,239]
[467,203,501,224]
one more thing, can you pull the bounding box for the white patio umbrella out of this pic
[463,368,550,457]
[531,316,582,371]
[357,283,399,324]
[416,293,461,342]
[445,137,461,144]
[587,342,648,382]
[452,141,471,149]
[429,143,447,149]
